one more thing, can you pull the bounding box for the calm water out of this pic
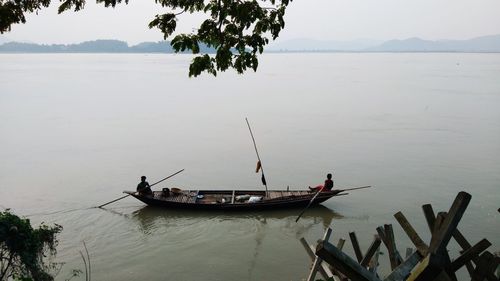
[0,53,499,280]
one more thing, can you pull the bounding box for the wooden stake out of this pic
[349,232,364,263]
[316,240,382,281]
[307,228,333,281]
[429,191,471,254]
[394,211,429,256]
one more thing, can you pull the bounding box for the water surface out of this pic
[0,53,499,280]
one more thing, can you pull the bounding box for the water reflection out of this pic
[129,205,344,235]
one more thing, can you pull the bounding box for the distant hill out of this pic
[0,39,215,53]
[269,34,500,52]
[269,38,384,51]
[2,35,500,53]
[366,34,500,52]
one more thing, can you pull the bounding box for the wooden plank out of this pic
[429,191,471,254]
[450,238,491,272]
[368,235,381,274]
[300,238,317,260]
[316,240,382,281]
[337,238,346,250]
[299,238,331,280]
[384,224,403,269]
[471,251,499,281]
[376,226,387,244]
[360,236,382,267]
[349,232,364,263]
[333,238,349,281]
[394,211,429,256]
[424,213,458,281]
[384,252,422,281]
[406,253,446,281]
[450,221,476,277]
[433,212,446,238]
[425,207,476,277]
[307,228,333,281]
[422,203,436,232]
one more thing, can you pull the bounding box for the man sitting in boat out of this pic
[309,173,334,192]
[137,176,153,196]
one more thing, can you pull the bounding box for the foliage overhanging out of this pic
[0,211,63,281]
[0,0,292,76]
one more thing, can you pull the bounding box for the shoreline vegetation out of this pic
[1,34,500,53]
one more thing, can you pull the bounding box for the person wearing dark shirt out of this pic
[137,176,152,196]
[324,173,334,191]
[309,173,334,192]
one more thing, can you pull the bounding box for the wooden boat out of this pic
[123,189,346,211]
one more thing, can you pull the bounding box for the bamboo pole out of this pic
[96,169,184,208]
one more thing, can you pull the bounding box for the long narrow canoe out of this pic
[123,189,345,210]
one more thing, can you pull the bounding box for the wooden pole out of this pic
[338,186,371,193]
[300,238,333,280]
[349,232,364,263]
[245,118,268,196]
[429,191,471,254]
[315,240,382,281]
[394,211,429,256]
[307,228,333,281]
[96,169,184,208]
[295,187,323,222]
[360,236,382,267]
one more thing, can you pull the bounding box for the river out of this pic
[0,53,499,280]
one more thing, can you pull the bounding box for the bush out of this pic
[0,211,62,281]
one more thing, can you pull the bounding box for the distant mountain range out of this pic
[269,34,500,52]
[1,35,500,53]
[268,38,385,52]
[0,39,215,53]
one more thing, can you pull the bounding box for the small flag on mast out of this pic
[255,161,261,173]
[261,174,267,186]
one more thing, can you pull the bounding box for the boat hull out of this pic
[124,190,341,211]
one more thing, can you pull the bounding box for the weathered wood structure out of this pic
[302,191,499,281]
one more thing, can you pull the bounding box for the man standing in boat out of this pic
[309,173,334,192]
[137,176,153,196]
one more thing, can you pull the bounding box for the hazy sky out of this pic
[3,0,500,45]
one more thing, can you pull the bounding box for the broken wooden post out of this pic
[368,235,381,276]
[337,238,346,250]
[300,237,332,281]
[333,238,349,281]
[449,238,491,272]
[360,235,382,267]
[316,240,382,281]
[429,191,471,255]
[422,204,436,232]
[350,231,364,263]
[307,227,333,281]
[422,204,476,277]
[405,253,452,281]
[394,211,429,256]
[471,251,500,281]
[384,251,422,281]
[377,224,403,270]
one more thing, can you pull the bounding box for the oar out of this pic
[295,185,371,222]
[335,185,371,193]
[295,187,324,223]
[96,169,185,208]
